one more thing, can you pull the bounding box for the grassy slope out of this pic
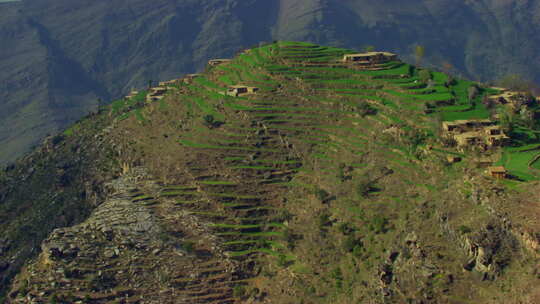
[72,41,539,303]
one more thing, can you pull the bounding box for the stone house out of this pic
[454,131,483,147]
[487,166,507,179]
[446,155,462,163]
[342,52,398,64]
[488,91,536,109]
[208,59,232,66]
[225,85,259,97]
[159,79,179,87]
[125,90,139,99]
[444,120,509,149]
[442,119,494,134]
[146,87,167,102]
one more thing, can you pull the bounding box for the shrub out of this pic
[315,188,329,201]
[352,244,364,258]
[276,254,289,267]
[369,215,388,234]
[338,222,355,235]
[356,102,377,117]
[445,76,457,87]
[468,85,479,101]
[418,69,432,84]
[330,267,344,289]
[233,285,247,298]
[202,115,223,129]
[342,235,360,252]
[318,213,332,228]
[181,241,196,253]
[356,177,376,198]
[458,225,472,234]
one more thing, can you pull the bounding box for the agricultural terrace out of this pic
[103,41,540,302]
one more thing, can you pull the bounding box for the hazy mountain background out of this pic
[1,0,540,164]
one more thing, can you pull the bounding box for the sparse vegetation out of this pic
[1,41,539,304]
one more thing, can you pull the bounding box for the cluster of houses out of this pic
[224,85,259,97]
[442,119,509,150]
[441,119,511,179]
[487,89,535,109]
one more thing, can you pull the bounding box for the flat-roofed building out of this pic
[225,85,259,97]
[342,52,398,64]
[208,59,232,66]
[488,166,507,179]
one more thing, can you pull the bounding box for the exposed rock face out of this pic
[7,168,242,303]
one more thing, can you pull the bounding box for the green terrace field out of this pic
[97,41,540,303]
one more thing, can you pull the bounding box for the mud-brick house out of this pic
[446,155,462,163]
[225,85,259,97]
[159,79,180,87]
[208,59,232,66]
[488,91,535,106]
[146,87,167,102]
[442,119,494,134]
[125,90,139,99]
[483,126,510,147]
[342,52,398,64]
[454,131,483,147]
[488,166,507,179]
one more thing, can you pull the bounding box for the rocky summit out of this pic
[0,41,539,303]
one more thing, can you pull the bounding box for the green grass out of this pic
[497,148,540,181]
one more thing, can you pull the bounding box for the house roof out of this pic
[454,131,481,139]
[488,166,507,173]
[344,52,396,57]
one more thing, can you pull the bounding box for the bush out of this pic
[330,267,344,289]
[233,285,247,298]
[315,188,329,201]
[445,76,457,87]
[352,244,364,258]
[369,215,388,234]
[318,213,332,228]
[202,115,223,129]
[418,69,432,83]
[181,241,196,253]
[458,225,472,234]
[468,85,479,101]
[338,222,355,235]
[356,178,376,198]
[356,102,377,117]
[342,235,361,252]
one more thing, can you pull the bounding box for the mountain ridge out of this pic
[2,0,540,164]
[1,41,539,303]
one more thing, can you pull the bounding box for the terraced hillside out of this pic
[2,42,540,303]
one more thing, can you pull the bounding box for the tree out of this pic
[520,107,535,129]
[414,45,425,66]
[498,107,516,134]
[468,85,479,102]
[418,69,432,84]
